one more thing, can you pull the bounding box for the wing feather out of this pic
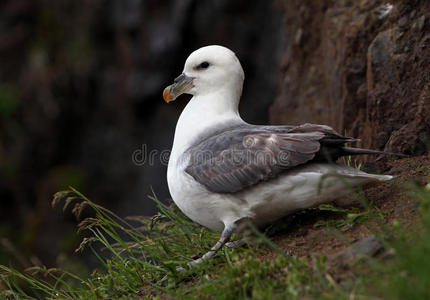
[184,123,353,193]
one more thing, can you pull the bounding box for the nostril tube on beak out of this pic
[174,73,186,83]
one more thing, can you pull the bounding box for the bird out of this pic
[163,45,394,269]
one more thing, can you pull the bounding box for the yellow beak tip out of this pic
[163,87,173,103]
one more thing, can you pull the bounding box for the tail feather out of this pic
[334,164,394,181]
[341,147,407,157]
[345,172,394,182]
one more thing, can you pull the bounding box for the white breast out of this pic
[167,155,249,231]
[167,92,246,231]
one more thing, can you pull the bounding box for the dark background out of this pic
[1,0,429,269]
[0,0,286,267]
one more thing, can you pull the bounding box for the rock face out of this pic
[271,0,430,157]
[327,235,385,270]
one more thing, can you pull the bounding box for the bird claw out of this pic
[159,222,240,283]
[175,266,186,272]
[225,239,246,249]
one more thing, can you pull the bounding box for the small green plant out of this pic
[342,155,362,170]
[342,130,362,170]
[313,204,382,232]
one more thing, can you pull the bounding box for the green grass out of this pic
[342,155,362,170]
[313,204,382,232]
[1,183,430,299]
[365,183,430,300]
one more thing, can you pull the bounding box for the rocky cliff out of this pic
[271,0,429,158]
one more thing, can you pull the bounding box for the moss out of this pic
[0,84,20,117]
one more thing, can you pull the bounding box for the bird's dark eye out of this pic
[199,61,210,69]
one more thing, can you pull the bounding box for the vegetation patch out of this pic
[1,178,430,299]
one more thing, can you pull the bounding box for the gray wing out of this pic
[184,123,354,193]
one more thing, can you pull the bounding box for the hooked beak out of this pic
[163,73,194,103]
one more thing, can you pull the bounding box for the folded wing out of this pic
[184,123,357,193]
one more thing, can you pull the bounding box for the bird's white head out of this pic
[163,45,244,103]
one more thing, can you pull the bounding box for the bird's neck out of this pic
[171,90,244,158]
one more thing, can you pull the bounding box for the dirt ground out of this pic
[263,154,430,269]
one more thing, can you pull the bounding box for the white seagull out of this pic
[163,45,393,268]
